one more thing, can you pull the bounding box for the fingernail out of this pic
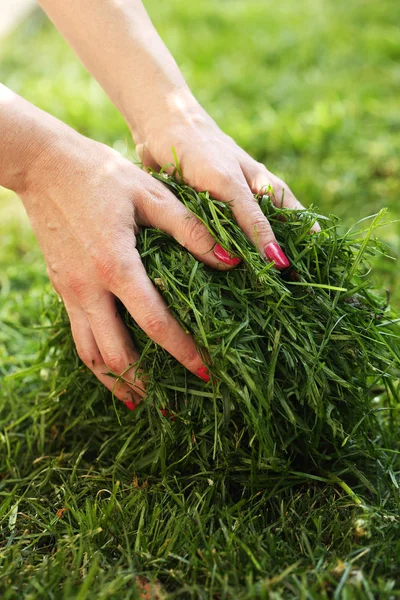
[160,408,177,421]
[197,366,210,382]
[213,243,241,266]
[265,242,290,270]
[125,400,137,411]
[152,404,176,420]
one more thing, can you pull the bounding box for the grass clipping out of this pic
[54,175,400,481]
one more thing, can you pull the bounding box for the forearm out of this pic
[0,84,79,195]
[38,0,199,142]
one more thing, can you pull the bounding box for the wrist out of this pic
[127,86,204,144]
[0,85,84,197]
[14,130,64,198]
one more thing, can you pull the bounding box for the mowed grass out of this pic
[1,1,400,598]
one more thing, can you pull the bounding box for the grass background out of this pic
[1,0,400,598]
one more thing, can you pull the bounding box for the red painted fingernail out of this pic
[125,400,137,411]
[197,366,210,382]
[152,404,176,420]
[213,243,241,266]
[265,242,290,270]
[160,408,177,421]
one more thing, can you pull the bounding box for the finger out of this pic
[64,297,142,409]
[265,170,321,233]
[136,143,160,172]
[137,182,241,269]
[207,165,290,270]
[241,159,321,233]
[110,252,211,382]
[82,291,146,400]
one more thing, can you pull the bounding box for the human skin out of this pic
[1,1,316,408]
[0,85,238,408]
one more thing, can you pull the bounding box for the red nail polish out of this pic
[125,400,137,411]
[151,404,176,420]
[160,408,177,421]
[213,243,241,266]
[265,242,290,270]
[197,366,210,382]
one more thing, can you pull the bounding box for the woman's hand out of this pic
[9,114,239,409]
[135,100,318,268]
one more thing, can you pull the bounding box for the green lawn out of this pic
[1,1,400,598]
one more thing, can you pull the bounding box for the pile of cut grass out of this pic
[2,176,400,598]
[117,175,400,480]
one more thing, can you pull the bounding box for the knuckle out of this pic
[67,275,88,299]
[143,312,169,340]
[103,350,129,375]
[271,177,286,196]
[254,220,272,234]
[206,167,234,194]
[95,251,132,288]
[256,161,268,173]
[251,214,273,238]
[214,167,233,185]
[77,347,96,370]
[95,252,119,283]
[183,216,211,247]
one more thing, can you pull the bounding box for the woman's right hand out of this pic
[20,133,241,409]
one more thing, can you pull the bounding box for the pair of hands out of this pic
[22,103,306,410]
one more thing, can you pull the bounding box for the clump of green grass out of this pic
[107,174,399,480]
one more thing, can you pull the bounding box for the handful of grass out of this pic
[50,176,400,480]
